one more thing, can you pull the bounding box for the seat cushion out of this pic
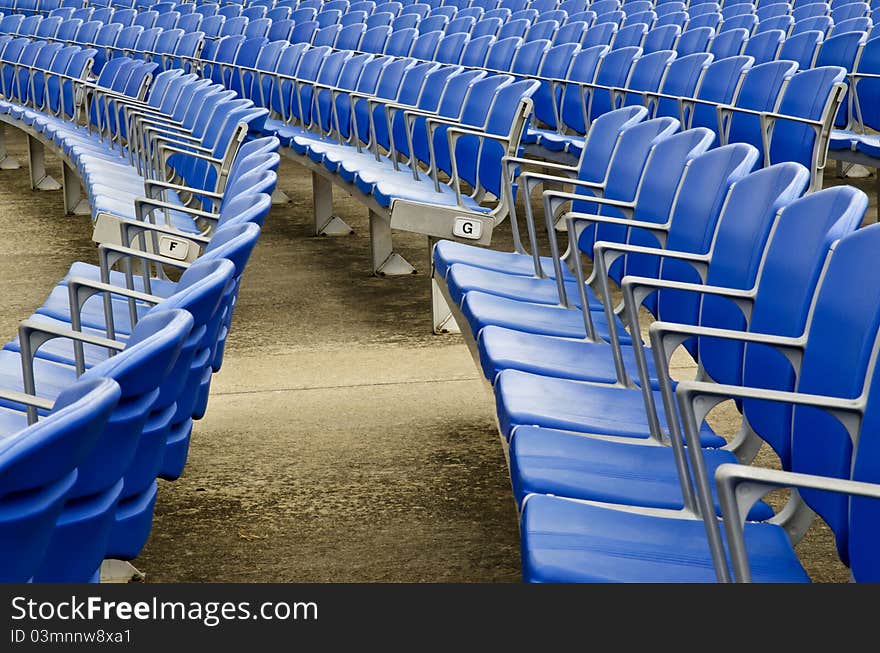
[494,368,725,447]
[520,493,810,582]
[509,425,773,520]
[461,291,632,344]
[433,239,576,281]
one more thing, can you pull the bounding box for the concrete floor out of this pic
[0,127,873,582]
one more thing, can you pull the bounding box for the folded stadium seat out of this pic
[688,11,723,31]
[360,24,392,52]
[815,30,867,131]
[674,25,715,55]
[418,13,448,33]
[719,59,799,161]
[538,9,567,25]
[485,36,523,71]
[595,9,626,28]
[756,14,795,34]
[242,5,268,21]
[134,9,159,29]
[385,26,418,55]
[642,23,681,52]
[402,3,431,20]
[366,10,394,29]
[560,0,588,15]
[585,46,642,125]
[552,20,588,46]
[312,23,341,46]
[833,15,874,34]
[488,161,810,446]
[220,15,248,38]
[168,29,204,72]
[523,42,580,144]
[410,28,442,58]
[526,19,559,43]
[296,0,324,10]
[17,15,43,37]
[195,0,219,16]
[238,40,287,107]
[655,1,686,17]
[581,21,618,48]
[1,310,192,582]
[508,8,539,24]
[742,27,785,63]
[49,6,75,19]
[793,1,830,21]
[471,16,503,39]
[218,3,242,20]
[612,21,649,49]
[792,15,834,36]
[591,0,622,18]
[622,0,653,15]
[243,17,270,39]
[392,13,420,30]
[756,1,790,21]
[434,15,465,36]
[434,31,469,63]
[831,36,880,152]
[155,10,181,30]
[777,32,822,73]
[685,54,753,131]
[113,8,138,27]
[510,39,550,78]
[176,12,203,33]
[690,2,721,18]
[655,10,688,29]
[290,7,318,24]
[455,6,484,21]
[624,10,658,29]
[132,27,163,58]
[226,36,268,100]
[520,218,880,583]
[267,6,292,22]
[832,0,871,22]
[374,0,404,16]
[444,114,703,317]
[721,1,755,20]
[459,33,495,66]
[473,141,756,389]
[0,377,118,582]
[567,10,598,26]
[539,44,608,153]
[621,48,677,107]
[335,22,366,49]
[709,26,749,58]
[315,8,343,28]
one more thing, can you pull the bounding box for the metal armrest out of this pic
[143,179,222,201]
[0,388,54,415]
[134,197,217,223]
[18,318,125,421]
[675,378,866,583]
[716,464,880,582]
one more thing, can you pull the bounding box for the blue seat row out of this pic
[431,108,880,581]
[0,42,281,580]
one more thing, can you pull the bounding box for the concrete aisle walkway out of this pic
[0,128,872,582]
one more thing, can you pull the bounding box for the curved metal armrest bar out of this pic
[447,125,510,208]
[18,318,124,422]
[143,178,222,201]
[134,196,217,223]
[0,388,54,417]
[98,241,191,305]
[676,378,865,583]
[716,464,880,582]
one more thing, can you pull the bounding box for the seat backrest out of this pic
[384,26,417,56]
[692,162,810,382]
[792,15,834,36]
[618,127,718,282]
[769,65,847,169]
[0,377,119,520]
[738,186,867,469]
[643,24,681,52]
[582,20,618,48]
[559,44,609,134]
[756,14,795,34]
[200,14,225,38]
[779,28,824,69]
[688,11,722,31]
[460,33,495,67]
[553,21,588,46]
[411,29,442,59]
[435,31,469,64]
[690,54,753,131]
[655,10,688,29]
[710,26,749,59]
[743,28,785,64]
[360,24,392,52]
[816,29,868,126]
[853,35,880,131]
[486,36,523,71]
[780,223,880,569]
[471,16,503,39]
[623,48,676,106]
[727,59,799,156]
[590,45,641,121]
[612,21,649,49]
[577,116,680,259]
[655,51,714,120]
[719,12,758,32]
[532,42,580,128]
[675,25,715,56]
[72,308,193,497]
